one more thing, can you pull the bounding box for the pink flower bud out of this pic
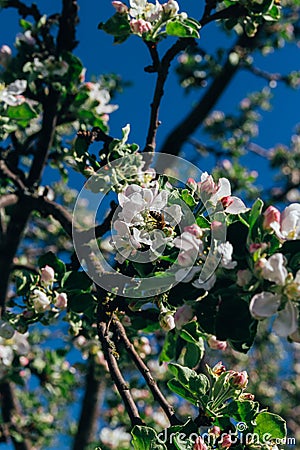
[249,242,267,254]
[263,205,280,230]
[187,178,197,191]
[19,356,29,366]
[193,436,208,450]
[207,335,227,351]
[240,392,255,401]
[212,361,226,376]
[0,44,12,68]
[231,370,248,388]
[112,0,128,13]
[209,426,221,436]
[130,18,152,34]
[184,224,202,238]
[40,265,55,285]
[221,196,234,209]
[199,175,218,195]
[221,434,232,448]
[55,292,68,309]
[174,304,194,329]
[159,313,175,331]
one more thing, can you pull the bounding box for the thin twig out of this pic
[97,320,144,427]
[143,37,195,156]
[114,320,181,426]
[160,30,262,158]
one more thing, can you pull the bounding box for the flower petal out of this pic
[273,301,298,337]
[249,292,281,320]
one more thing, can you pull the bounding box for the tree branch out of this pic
[0,194,18,210]
[159,31,261,159]
[26,87,60,187]
[0,160,26,191]
[143,37,195,156]
[72,359,103,450]
[0,382,32,450]
[97,319,144,427]
[56,0,79,54]
[4,0,41,20]
[114,320,181,426]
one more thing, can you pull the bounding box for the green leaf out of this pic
[167,379,198,405]
[131,426,158,450]
[62,271,93,292]
[166,20,199,38]
[98,13,131,42]
[38,252,66,280]
[181,189,196,207]
[68,292,95,313]
[254,412,286,440]
[19,19,32,30]
[183,342,202,368]
[168,363,209,395]
[159,331,178,363]
[6,103,37,122]
[196,215,210,228]
[249,198,263,230]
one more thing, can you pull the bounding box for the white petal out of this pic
[193,273,216,290]
[216,178,231,198]
[249,292,281,319]
[225,197,248,214]
[273,301,298,337]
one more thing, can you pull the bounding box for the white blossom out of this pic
[85,82,118,115]
[0,79,27,106]
[31,289,51,313]
[173,231,202,267]
[260,253,288,286]
[217,242,237,269]
[199,173,248,214]
[250,291,298,338]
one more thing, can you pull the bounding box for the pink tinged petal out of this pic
[225,197,248,214]
[249,292,281,320]
[215,178,231,200]
[263,205,281,230]
[273,301,298,337]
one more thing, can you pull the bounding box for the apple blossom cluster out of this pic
[232,203,300,341]
[112,0,184,37]
[0,79,27,107]
[23,265,68,317]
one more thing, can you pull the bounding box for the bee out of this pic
[149,210,167,230]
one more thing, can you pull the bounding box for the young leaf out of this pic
[131,426,160,450]
[254,411,287,440]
